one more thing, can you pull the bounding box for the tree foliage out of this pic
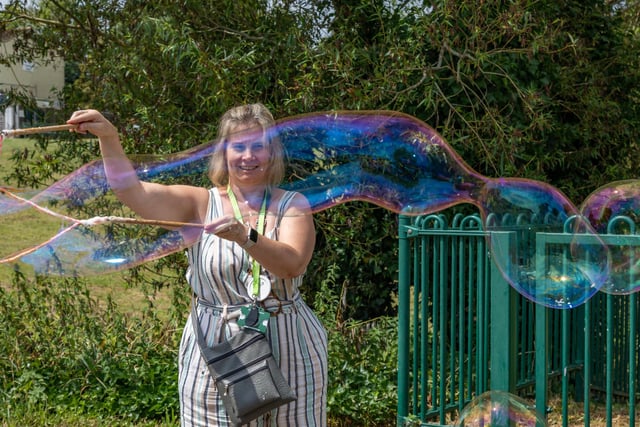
[1,0,639,319]
[2,1,640,424]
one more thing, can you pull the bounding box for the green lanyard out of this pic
[226,185,269,299]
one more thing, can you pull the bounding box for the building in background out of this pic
[0,31,65,130]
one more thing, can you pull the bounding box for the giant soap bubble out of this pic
[455,390,547,427]
[580,179,640,295]
[0,111,610,308]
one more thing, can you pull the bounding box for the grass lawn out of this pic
[0,138,174,315]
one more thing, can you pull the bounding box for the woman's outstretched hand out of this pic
[204,215,248,245]
[67,109,118,139]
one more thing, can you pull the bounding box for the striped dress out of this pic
[178,188,328,427]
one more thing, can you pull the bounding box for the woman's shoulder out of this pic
[208,187,223,198]
[271,187,294,197]
[205,187,222,209]
[272,187,301,203]
[272,187,311,213]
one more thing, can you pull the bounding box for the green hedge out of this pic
[0,264,398,426]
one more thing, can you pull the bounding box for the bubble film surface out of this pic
[580,180,640,295]
[455,390,547,427]
[0,111,620,308]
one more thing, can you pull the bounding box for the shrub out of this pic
[0,270,179,422]
[314,264,398,426]
[0,262,400,426]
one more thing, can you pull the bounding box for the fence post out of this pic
[630,293,637,427]
[397,215,411,426]
[534,233,549,427]
[535,301,549,426]
[489,232,517,393]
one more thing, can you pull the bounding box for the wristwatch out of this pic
[241,227,259,249]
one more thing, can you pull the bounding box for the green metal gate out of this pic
[397,213,639,426]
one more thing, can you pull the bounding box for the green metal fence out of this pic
[397,213,639,426]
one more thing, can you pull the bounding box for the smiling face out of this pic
[208,103,285,187]
[225,123,270,186]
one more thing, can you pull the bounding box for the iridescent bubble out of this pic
[455,390,547,427]
[0,111,610,308]
[19,222,198,275]
[580,179,640,295]
[275,111,608,308]
[275,111,482,214]
[481,179,609,308]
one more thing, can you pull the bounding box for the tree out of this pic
[1,0,639,319]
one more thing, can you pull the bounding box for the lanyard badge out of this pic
[227,185,272,301]
[238,304,270,333]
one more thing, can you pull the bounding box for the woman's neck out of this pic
[227,183,268,210]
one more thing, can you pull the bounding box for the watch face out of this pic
[249,227,259,243]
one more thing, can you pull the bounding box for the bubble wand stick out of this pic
[1,123,77,139]
[0,187,204,265]
[0,187,203,229]
[0,124,78,155]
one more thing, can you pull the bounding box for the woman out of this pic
[68,104,328,426]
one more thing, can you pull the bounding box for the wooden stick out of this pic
[0,188,204,229]
[82,216,204,229]
[1,124,77,137]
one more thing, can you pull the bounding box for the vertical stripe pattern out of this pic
[179,188,328,426]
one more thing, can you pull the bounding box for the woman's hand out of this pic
[204,215,248,245]
[67,109,118,139]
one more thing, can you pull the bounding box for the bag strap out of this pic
[191,295,211,355]
[192,295,252,358]
[192,297,237,380]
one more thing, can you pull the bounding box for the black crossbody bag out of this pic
[191,300,296,426]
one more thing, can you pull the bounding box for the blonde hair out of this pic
[208,103,285,187]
